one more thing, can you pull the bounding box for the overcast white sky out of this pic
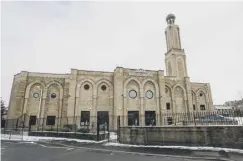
[1,1,243,105]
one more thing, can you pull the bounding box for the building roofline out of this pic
[14,66,165,77]
[27,72,69,75]
[78,69,114,73]
[77,67,164,73]
[123,67,164,72]
[191,82,210,85]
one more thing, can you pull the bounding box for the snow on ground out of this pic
[0,134,104,143]
[1,132,118,143]
[109,132,117,140]
[2,132,243,154]
[104,142,243,154]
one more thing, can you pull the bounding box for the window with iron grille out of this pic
[46,116,56,125]
[128,111,139,126]
[97,111,109,125]
[29,115,36,125]
[166,103,171,110]
[200,105,206,111]
[145,111,156,126]
[81,111,90,126]
[167,117,173,125]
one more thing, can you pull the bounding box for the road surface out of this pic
[1,141,210,161]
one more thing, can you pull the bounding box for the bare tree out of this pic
[1,99,7,128]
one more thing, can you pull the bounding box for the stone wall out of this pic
[119,126,243,149]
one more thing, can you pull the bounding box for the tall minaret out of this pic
[165,14,188,78]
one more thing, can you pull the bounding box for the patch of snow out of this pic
[19,141,36,144]
[109,132,117,140]
[0,134,105,143]
[30,131,103,135]
[104,142,243,154]
[66,148,74,151]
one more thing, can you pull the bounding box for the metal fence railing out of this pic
[2,111,243,141]
[3,111,243,130]
[117,111,243,127]
[2,115,111,141]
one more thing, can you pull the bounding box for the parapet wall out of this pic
[118,126,243,149]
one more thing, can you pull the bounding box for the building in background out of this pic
[214,105,234,115]
[7,14,214,129]
[224,99,243,112]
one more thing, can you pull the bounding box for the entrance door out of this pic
[97,111,109,130]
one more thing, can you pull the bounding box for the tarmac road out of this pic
[1,141,212,161]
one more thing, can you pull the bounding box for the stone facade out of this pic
[7,14,214,130]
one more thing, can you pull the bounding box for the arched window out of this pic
[168,61,172,76]
[177,58,184,78]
